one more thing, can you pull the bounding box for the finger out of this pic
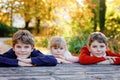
[109,58,114,64]
[111,57,116,61]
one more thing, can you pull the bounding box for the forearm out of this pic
[66,56,79,63]
[0,56,18,66]
[31,55,57,66]
[79,55,105,64]
[56,58,72,64]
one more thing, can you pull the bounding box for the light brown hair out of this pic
[88,32,107,46]
[12,30,34,47]
[48,36,68,50]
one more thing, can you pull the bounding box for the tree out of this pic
[99,0,106,32]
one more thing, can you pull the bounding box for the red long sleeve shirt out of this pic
[79,46,120,65]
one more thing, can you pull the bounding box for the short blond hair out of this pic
[12,30,34,47]
[88,32,107,46]
[48,36,67,50]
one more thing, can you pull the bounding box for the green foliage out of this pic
[105,10,120,53]
[35,37,48,48]
[0,22,18,37]
[68,36,85,54]
[68,30,91,54]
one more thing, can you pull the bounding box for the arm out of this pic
[79,46,105,64]
[64,51,79,63]
[106,50,120,65]
[31,50,57,66]
[97,60,112,64]
[56,58,73,64]
[0,49,18,66]
[66,56,79,63]
[0,56,18,67]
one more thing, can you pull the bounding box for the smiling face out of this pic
[51,46,66,56]
[89,40,107,57]
[49,36,67,56]
[13,41,34,59]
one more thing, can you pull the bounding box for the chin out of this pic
[96,55,104,58]
[18,57,28,59]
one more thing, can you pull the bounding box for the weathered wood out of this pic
[0,63,120,80]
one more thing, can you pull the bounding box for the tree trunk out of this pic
[92,9,97,31]
[99,0,106,32]
[36,19,40,34]
[24,21,30,30]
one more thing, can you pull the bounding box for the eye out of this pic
[92,45,97,48]
[24,46,29,48]
[60,47,64,50]
[16,45,21,48]
[100,45,105,48]
[54,47,58,49]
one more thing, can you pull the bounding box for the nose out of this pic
[57,49,60,53]
[21,47,25,51]
[97,47,101,51]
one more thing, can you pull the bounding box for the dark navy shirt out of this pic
[0,48,57,67]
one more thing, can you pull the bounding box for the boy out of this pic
[0,30,57,67]
[79,32,120,65]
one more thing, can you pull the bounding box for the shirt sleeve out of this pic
[0,48,18,67]
[106,50,120,64]
[64,51,72,58]
[79,46,105,64]
[31,50,57,66]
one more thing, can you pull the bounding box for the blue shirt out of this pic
[0,48,57,67]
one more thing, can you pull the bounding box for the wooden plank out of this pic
[0,64,120,80]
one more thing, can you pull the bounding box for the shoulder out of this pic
[64,51,72,57]
[3,48,14,54]
[46,52,53,55]
[80,46,90,55]
[2,48,16,57]
[81,46,89,50]
[80,46,89,52]
[31,48,44,56]
[32,49,43,54]
[106,50,120,56]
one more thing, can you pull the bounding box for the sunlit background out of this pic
[0,0,120,54]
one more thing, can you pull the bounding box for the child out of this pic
[48,36,79,64]
[79,32,120,65]
[0,30,57,67]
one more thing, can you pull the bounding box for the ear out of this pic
[106,45,108,50]
[12,46,15,51]
[31,47,34,52]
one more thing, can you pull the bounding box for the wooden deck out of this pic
[0,63,120,80]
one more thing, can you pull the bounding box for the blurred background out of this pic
[0,0,120,55]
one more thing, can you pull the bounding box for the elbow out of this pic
[50,58,57,66]
[48,57,58,66]
[79,57,90,65]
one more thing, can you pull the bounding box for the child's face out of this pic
[51,46,66,56]
[13,41,34,59]
[89,40,107,57]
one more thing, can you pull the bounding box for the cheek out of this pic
[51,49,56,53]
[89,48,96,53]
[88,47,93,52]
[61,50,66,52]
[103,48,107,51]
[13,47,18,52]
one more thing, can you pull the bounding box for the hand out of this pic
[104,56,117,62]
[56,58,73,64]
[17,58,31,64]
[65,56,79,63]
[54,54,65,59]
[18,61,33,67]
[97,60,113,64]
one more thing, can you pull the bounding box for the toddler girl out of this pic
[48,36,79,64]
